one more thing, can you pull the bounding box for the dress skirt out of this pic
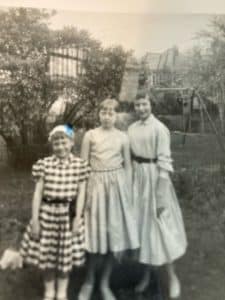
[20,202,85,274]
[133,161,187,266]
[85,168,139,254]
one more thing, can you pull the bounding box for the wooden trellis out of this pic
[48,47,89,79]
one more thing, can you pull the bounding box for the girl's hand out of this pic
[31,219,40,239]
[72,217,81,234]
[157,207,166,218]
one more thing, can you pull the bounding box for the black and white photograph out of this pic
[0,1,225,300]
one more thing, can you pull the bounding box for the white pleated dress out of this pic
[83,127,139,255]
[128,114,187,266]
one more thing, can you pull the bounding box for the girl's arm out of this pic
[78,132,91,215]
[81,131,91,161]
[156,125,173,217]
[76,181,86,218]
[122,135,132,191]
[73,132,91,232]
[32,178,44,220]
[31,178,44,238]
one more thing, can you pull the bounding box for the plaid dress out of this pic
[20,154,90,274]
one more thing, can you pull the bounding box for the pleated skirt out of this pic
[20,202,85,274]
[85,168,139,254]
[133,162,187,266]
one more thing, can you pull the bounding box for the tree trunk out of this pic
[218,82,225,134]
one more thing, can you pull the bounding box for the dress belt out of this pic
[131,152,158,164]
[91,166,122,172]
[42,197,77,229]
[42,197,76,204]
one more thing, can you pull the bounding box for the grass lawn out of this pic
[0,132,225,300]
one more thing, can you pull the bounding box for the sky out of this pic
[1,0,225,14]
[0,0,222,57]
[50,12,213,57]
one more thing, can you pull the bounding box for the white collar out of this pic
[138,114,154,125]
[52,153,74,166]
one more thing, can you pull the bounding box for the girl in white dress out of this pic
[128,91,187,299]
[78,98,139,300]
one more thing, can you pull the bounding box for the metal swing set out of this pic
[149,86,225,153]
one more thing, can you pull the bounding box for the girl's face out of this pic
[134,97,152,121]
[51,133,73,159]
[99,108,117,129]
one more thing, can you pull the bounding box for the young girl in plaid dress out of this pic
[20,125,90,300]
[78,99,139,300]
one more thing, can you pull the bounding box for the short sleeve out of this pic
[32,159,45,181]
[156,125,174,173]
[78,159,91,182]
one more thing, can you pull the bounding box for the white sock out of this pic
[57,277,69,299]
[44,279,55,298]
